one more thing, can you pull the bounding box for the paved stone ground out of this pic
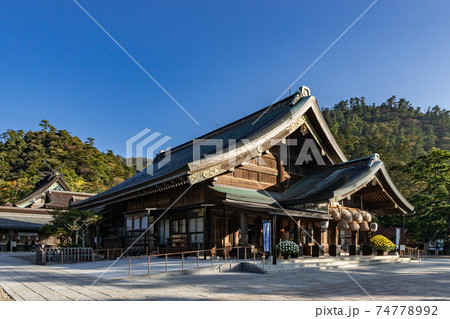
[0,252,449,301]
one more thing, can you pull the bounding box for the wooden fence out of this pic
[36,246,94,265]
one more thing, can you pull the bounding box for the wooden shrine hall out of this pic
[72,86,414,258]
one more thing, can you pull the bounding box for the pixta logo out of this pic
[192,138,325,168]
[126,129,172,175]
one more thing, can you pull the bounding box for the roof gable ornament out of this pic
[368,153,380,167]
[299,86,311,97]
[291,86,311,105]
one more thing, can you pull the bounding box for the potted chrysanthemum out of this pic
[276,240,299,259]
[370,235,396,255]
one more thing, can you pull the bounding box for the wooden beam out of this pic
[237,163,278,176]
[352,185,383,196]
[367,202,397,210]
[214,175,277,190]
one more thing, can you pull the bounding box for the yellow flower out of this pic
[370,235,396,251]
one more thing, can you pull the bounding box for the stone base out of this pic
[329,245,340,256]
[362,245,372,255]
[298,245,304,257]
[377,250,388,256]
[312,245,324,257]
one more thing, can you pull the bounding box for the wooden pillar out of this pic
[330,222,338,245]
[95,225,100,249]
[255,216,262,248]
[362,230,372,255]
[353,231,359,246]
[233,213,239,247]
[329,221,339,256]
[295,218,304,256]
[350,230,358,255]
[277,144,286,191]
[222,206,226,248]
[240,212,248,246]
[271,214,277,264]
[294,218,301,245]
[314,224,322,245]
[312,223,323,257]
[204,207,211,249]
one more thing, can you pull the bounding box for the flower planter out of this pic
[276,241,300,259]
[370,235,396,254]
[377,250,388,256]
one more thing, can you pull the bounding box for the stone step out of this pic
[256,257,413,274]
[273,255,400,264]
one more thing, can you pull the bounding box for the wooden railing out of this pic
[93,248,124,261]
[402,246,425,261]
[36,247,94,264]
[125,246,267,278]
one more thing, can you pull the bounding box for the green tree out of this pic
[0,178,33,205]
[404,149,450,241]
[41,208,102,247]
[0,120,135,203]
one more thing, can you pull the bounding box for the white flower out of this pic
[276,241,299,254]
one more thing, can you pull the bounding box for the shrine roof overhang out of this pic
[222,199,332,220]
[209,185,280,205]
[0,212,53,230]
[73,86,347,210]
[281,154,414,216]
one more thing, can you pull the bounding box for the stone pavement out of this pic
[1,252,449,301]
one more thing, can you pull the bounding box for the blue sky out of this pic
[0,0,449,156]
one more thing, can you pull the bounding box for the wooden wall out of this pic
[125,183,206,211]
[212,124,331,192]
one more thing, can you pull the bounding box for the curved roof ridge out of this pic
[166,94,295,155]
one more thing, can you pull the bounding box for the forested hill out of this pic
[0,121,135,204]
[322,96,449,169]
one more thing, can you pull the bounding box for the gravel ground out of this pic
[0,286,12,301]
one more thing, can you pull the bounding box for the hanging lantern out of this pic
[370,222,378,232]
[321,220,329,230]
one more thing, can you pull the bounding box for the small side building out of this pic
[0,171,94,251]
